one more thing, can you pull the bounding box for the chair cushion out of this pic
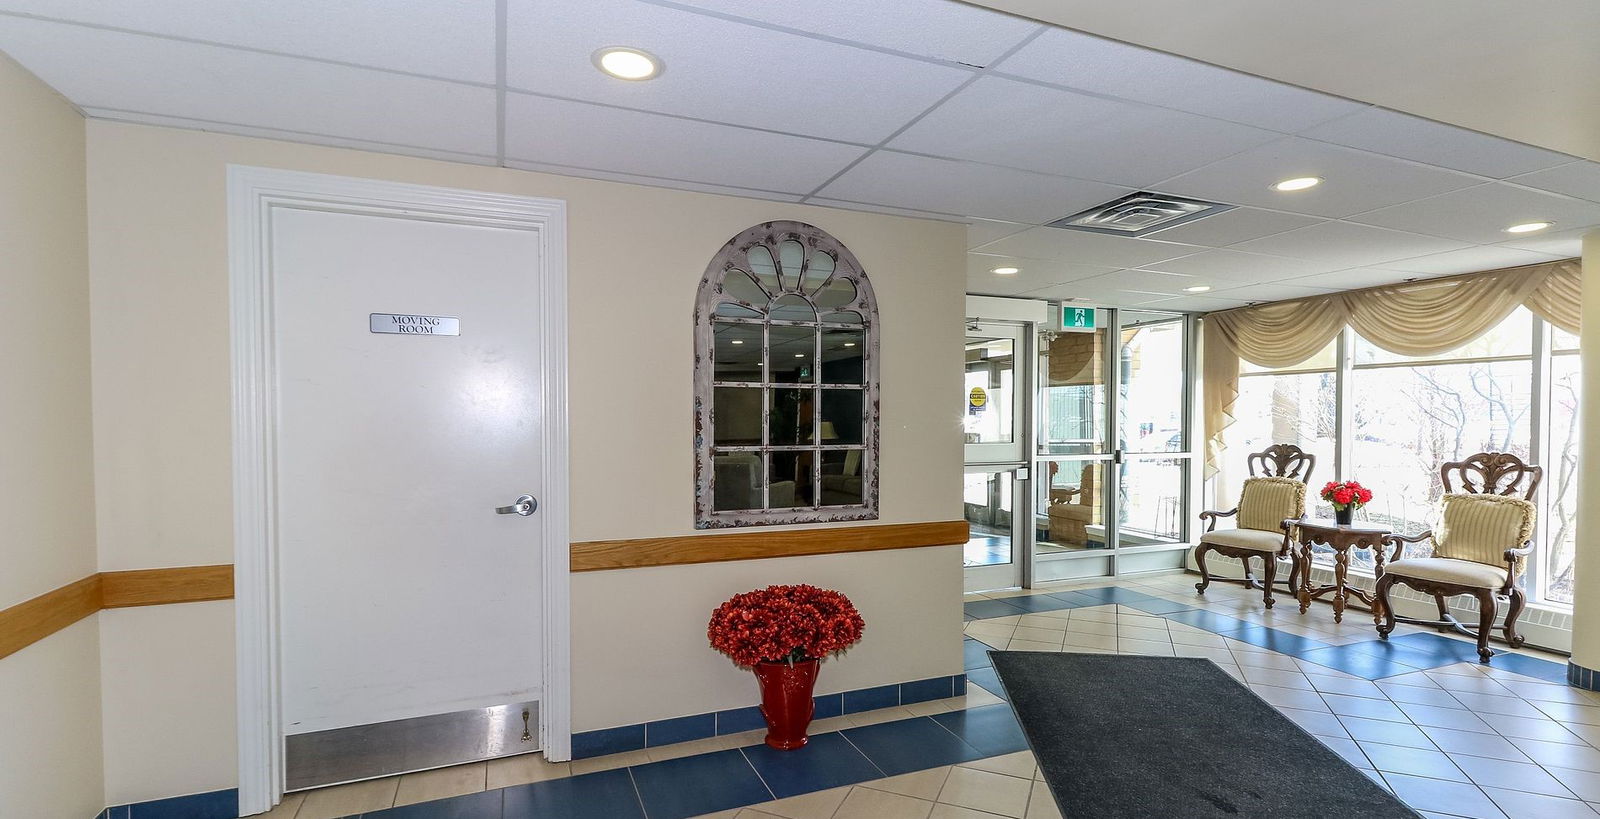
[1433,493,1535,574]
[1199,528,1286,552]
[1236,477,1306,532]
[1382,557,1508,589]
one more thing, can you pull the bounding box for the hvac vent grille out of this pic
[1047,191,1233,237]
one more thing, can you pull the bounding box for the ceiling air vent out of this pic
[1046,191,1233,237]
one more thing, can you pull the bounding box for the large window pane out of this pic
[1350,359,1532,539]
[1040,329,1107,455]
[1545,352,1581,605]
[1035,459,1107,553]
[1119,314,1185,453]
[1120,458,1185,544]
[964,471,1014,567]
[964,337,1014,444]
[1221,370,1337,514]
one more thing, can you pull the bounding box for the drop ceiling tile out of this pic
[976,226,1203,268]
[1139,249,1343,281]
[654,0,1041,66]
[504,93,864,193]
[967,219,1033,249]
[1129,293,1249,312]
[505,0,971,144]
[1344,182,1600,243]
[0,0,498,83]
[889,76,1280,188]
[503,159,804,204]
[1380,246,1566,276]
[1139,206,1325,247]
[1509,161,1600,204]
[1016,275,1183,306]
[0,18,497,155]
[1232,221,1470,268]
[1207,282,1340,303]
[992,27,1367,133]
[1496,226,1590,257]
[1090,268,1203,295]
[805,197,965,222]
[1155,137,1482,218]
[1301,107,1574,179]
[1281,267,1428,291]
[966,254,1117,295]
[815,151,1133,224]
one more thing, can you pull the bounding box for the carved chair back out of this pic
[1440,452,1542,501]
[1247,444,1316,484]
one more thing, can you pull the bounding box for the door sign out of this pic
[370,313,460,336]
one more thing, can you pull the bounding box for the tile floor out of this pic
[264,571,1597,819]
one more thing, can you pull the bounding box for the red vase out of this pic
[752,658,819,750]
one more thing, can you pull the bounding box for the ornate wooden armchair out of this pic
[1375,452,1542,663]
[1194,444,1316,608]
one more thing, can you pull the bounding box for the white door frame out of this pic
[227,165,571,816]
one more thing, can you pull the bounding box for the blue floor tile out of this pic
[1296,645,1418,680]
[843,716,987,775]
[964,638,993,670]
[1043,590,1106,607]
[502,769,643,819]
[1344,636,1471,669]
[1161,609,1248,634]
[630,749,772,819]
[740,731,884,798]
[128,789,237,819]
[901,675,956,704]
[964,666,1008,700]
[998,595,1079,614]
[1488,650,1568,682]
[1068,586,1155,604]
[842,684,899,713]
[365,790,503,819]
[1122,597,1197,615]
[931,703,1030,758]
[964,599,1027,620]
[1226,625,1328,655]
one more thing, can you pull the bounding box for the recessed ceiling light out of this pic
[593,47,662,81]
[1184,285,1212,293]
[991,266,1019,275]
[730,339,743,345]
[843,342,857,347]
[1505,221,1553,234]
[1272,176,1321,192]
[794,353,805,358]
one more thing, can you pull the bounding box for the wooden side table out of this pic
[1285,518,1393,624]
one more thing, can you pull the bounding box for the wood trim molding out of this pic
[570,520,970,572]
[101,565,235,608]
[0,565,235,661]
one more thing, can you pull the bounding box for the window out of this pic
[1218,306,1579,605]
[694,221,878,528]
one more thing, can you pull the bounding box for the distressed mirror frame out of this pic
[694,221,880,528]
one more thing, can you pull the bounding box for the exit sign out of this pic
[1061,305,1096,331]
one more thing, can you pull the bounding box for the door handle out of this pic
[495,494,538,516]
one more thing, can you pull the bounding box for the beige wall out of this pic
[1571,231,1600,670]
[85,121,965,802]
[0,53,104,819]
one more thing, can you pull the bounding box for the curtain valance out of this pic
[1203,259,1581,475]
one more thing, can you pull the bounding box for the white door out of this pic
[273,207,545,776]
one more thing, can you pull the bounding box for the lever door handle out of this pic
[495,494,538,516]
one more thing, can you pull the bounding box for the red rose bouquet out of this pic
[1321,480,1373,511]
[708,584,865,667]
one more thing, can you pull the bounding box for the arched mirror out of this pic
[694,221,880,528]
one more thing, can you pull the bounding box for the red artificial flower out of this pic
[1333,488,1354,505]
[1319,480,1373,509]
[708,584,865,667]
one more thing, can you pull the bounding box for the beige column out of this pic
[1570,230,1600,684]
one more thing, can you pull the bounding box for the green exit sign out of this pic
[1061,305,1096,330]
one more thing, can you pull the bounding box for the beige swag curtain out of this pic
[1202,259,1582,476]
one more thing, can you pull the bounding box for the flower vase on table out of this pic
[1322,480,1373,526]
[708,584,865,750]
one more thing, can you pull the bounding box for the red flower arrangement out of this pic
[708,584,865,668]
[1321,480,1374,511]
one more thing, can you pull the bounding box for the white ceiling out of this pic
[1,0,1595,313]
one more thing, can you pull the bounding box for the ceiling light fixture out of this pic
[730,339,743,344]
[1272,176,1321,192]
[593,47,662,81]
[1505,221,1553,234]
[843,342,857,347]
[991,266,1019,275]
[1183,285,1212,293]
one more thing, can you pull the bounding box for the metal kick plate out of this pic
[369,313,460,336]
[285,701,540,791]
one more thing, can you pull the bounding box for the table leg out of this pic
[1333,548,1349,623]
[1370,540,1387,625]
[1296,540,1312,614]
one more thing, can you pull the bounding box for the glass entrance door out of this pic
[1114,312,1192,567]
[964,323,1026,590]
